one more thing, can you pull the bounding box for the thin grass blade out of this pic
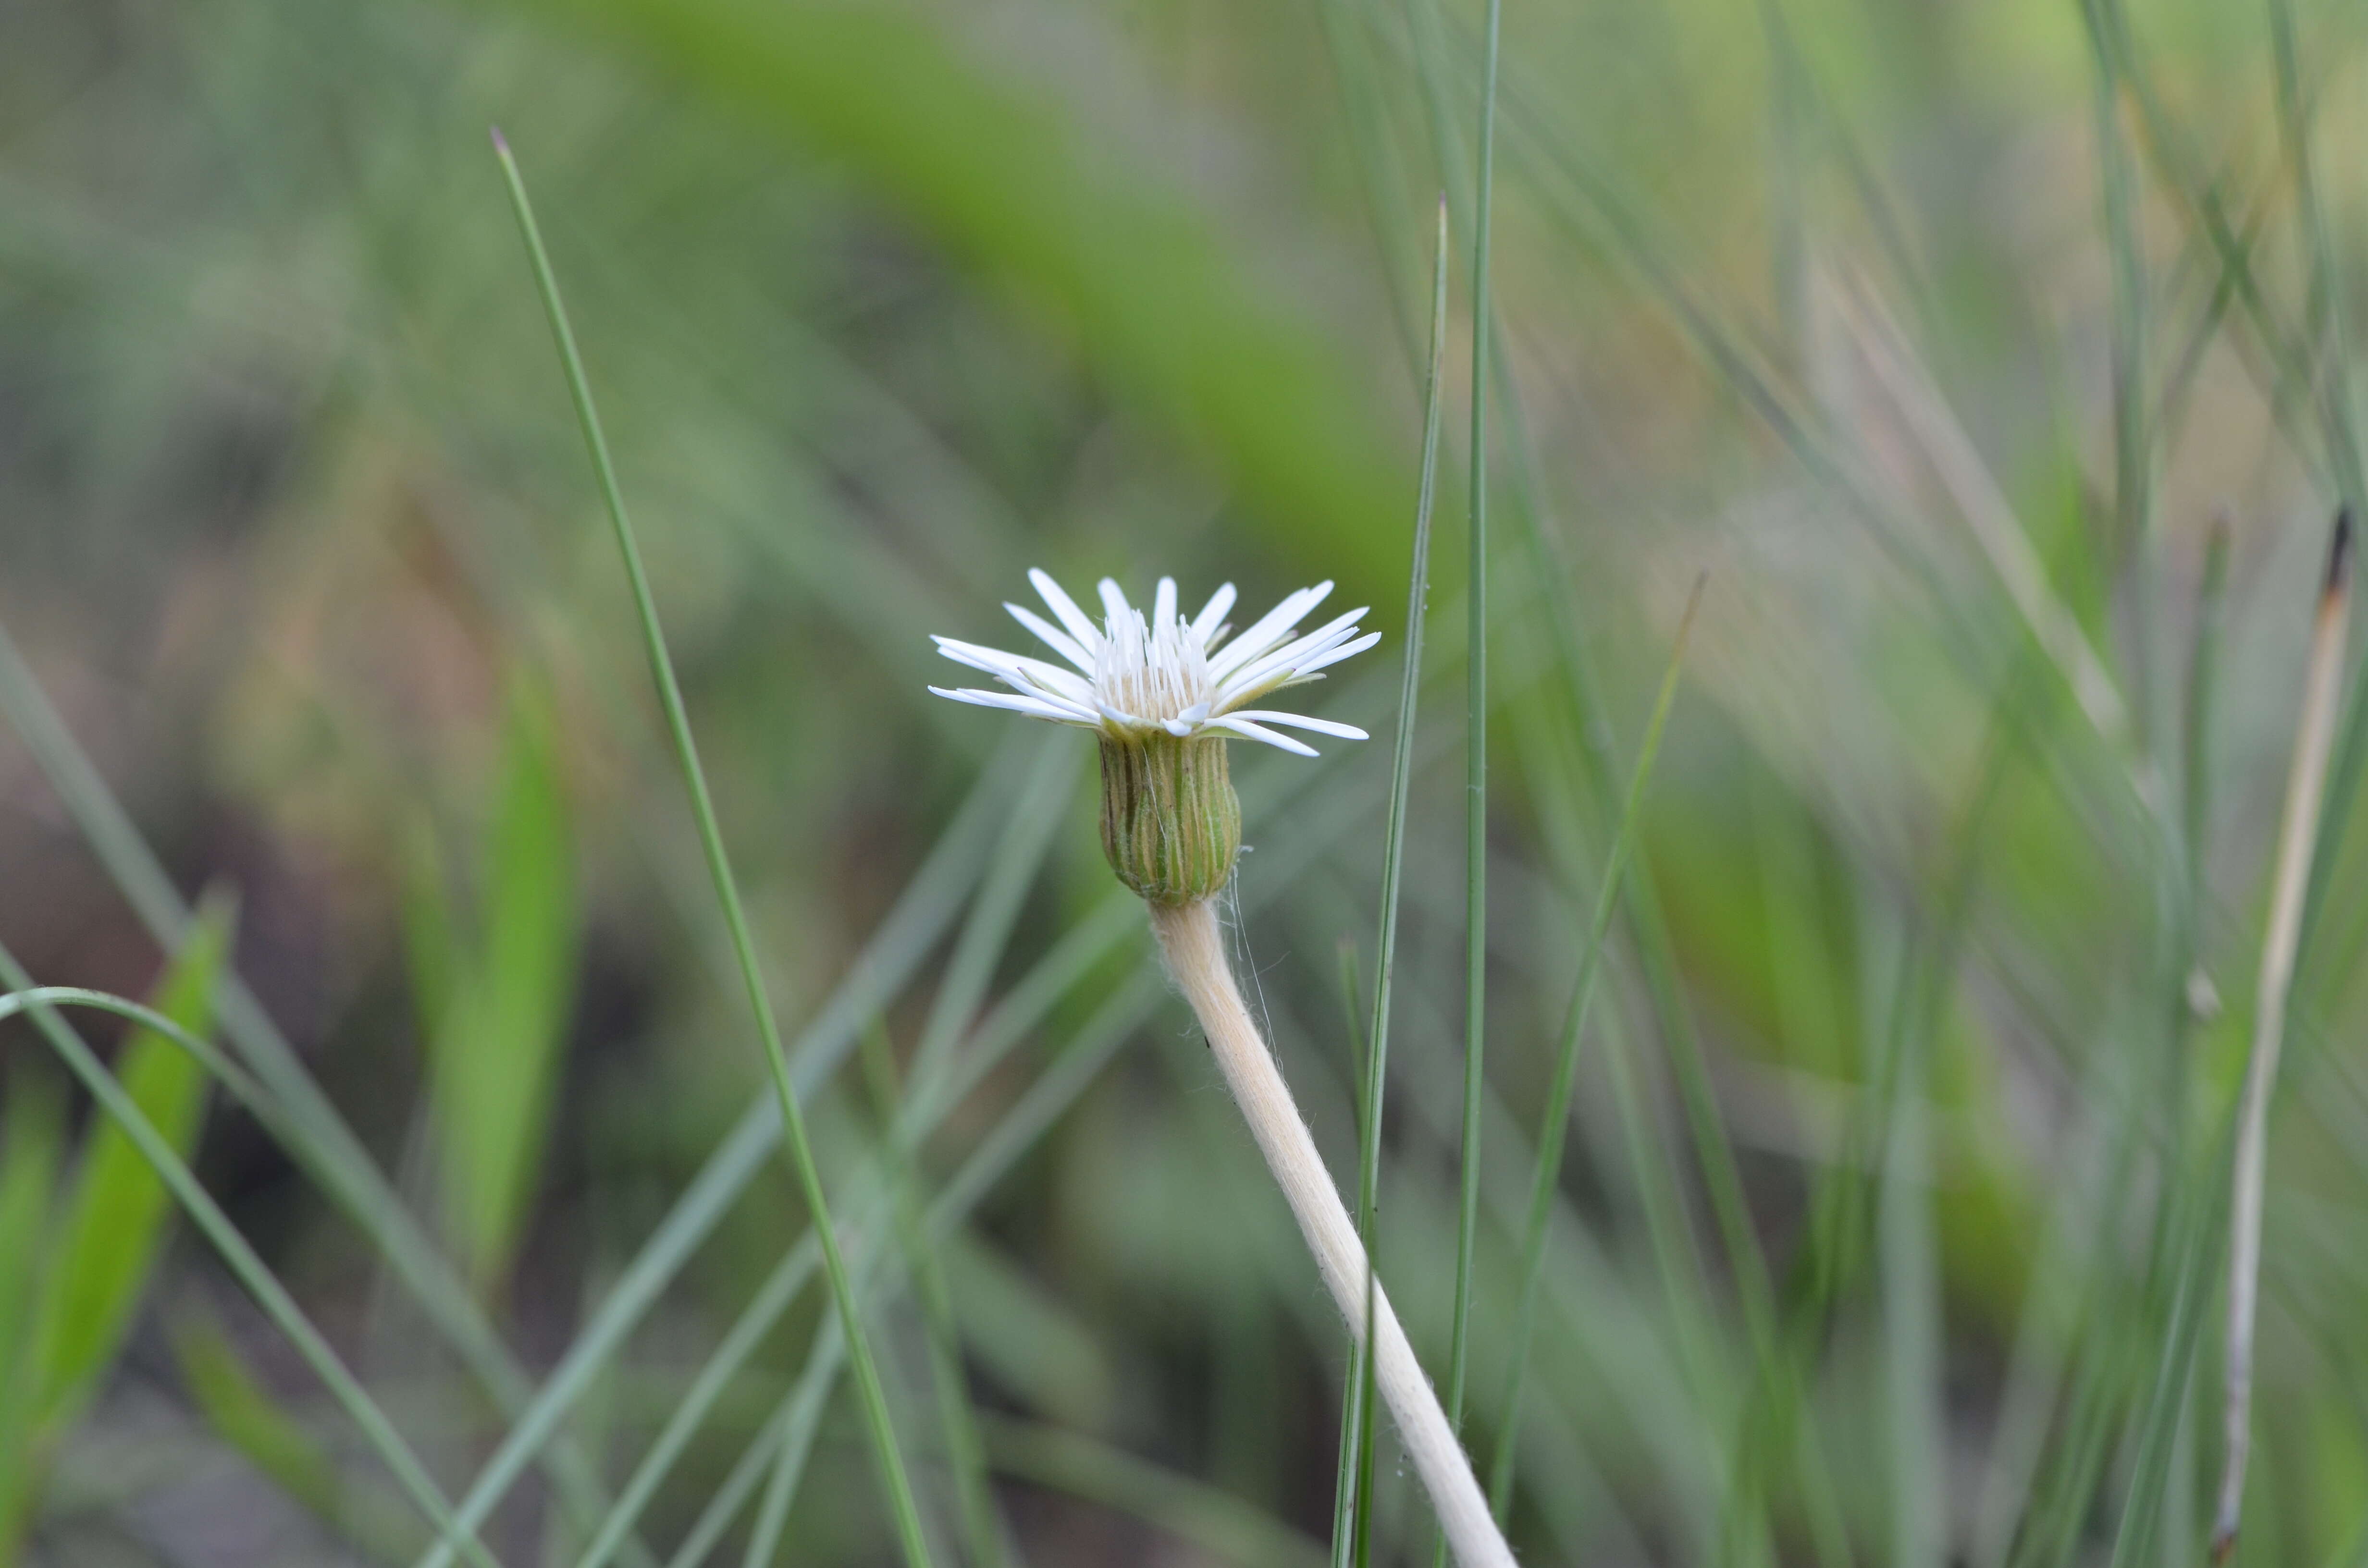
[491,127,934,1568]
[1442,3,1502,1547]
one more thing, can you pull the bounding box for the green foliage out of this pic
[515,0,1413,599]
[0,897,233,1560]
[12,0,2368,1562]
[30,895,234,1430]
[171,1306,434,1560]
[404,673,581,1292]
[0,1076,64,1562]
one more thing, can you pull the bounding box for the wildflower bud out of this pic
[1097,733,1241,905]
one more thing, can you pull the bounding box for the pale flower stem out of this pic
[2214,509,2353,1561]
[1149,898,1518,1568]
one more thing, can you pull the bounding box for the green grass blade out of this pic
[2077,0,2156,750]
[662,1321,845,1568]
[1484,578,1702,1514]
[502,0,1410,593]
[2104,1138,2233,1568]
[0,618,656,1568]
[570,720,1437,1568]
[0,1068,63,1560]
[2267,0,2367,514]
[407,748,1016,1568]
[0,975,499,1568]
[1331,941,1367,1568]
[1341,191,1451,1568]
[412,675,580,1291]
[33,895,234,1431]
[173,1306,430,1561]
[864,1022,1014,1568]
[1442,0,1502,1534]
[492,128,934,1568]
[909,737,1073,1095]
[1879,977,1946,1568]
[573,1225,823,1568]
[979,1414,1328,1568]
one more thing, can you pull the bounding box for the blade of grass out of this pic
[493,127,934,1568]
[978,1413,1328,1568]
[2102,0,2333,494]
[0,1064,62,1558]
[1340,191,1451,1568]
[575,663,1488,1567]
[1485,575,1702,1514]
[172,1305,430,1561]
[2216,511,2354,1558]
[1396,0,1796,1363]
[1442,7,1501,1557]
[0,620,659,1568]
[1308,0,1424,372]
[2107,1120,2237,1568]
[0,977,499,1568]
[908,737,1074,1095]
[31,895,233,1433]
[863,1021,1014,1568]
[411,675,580,1291]
[2077,0,2159,752]
[661,1317,844,1568]
[1330,940,1367,1568]
[2266,0,2367,518]
[431,749,1017,1568]
[1879,951,1946,1568]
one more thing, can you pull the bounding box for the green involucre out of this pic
[1098,734,1242,905]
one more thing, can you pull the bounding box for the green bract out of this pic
[1096,733,1242,905]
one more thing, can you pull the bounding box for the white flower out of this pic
[929,569,1378,757]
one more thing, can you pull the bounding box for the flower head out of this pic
[928,569,1377,757]
[930,570,1377,903]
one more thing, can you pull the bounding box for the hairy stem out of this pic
[1148,898,1517,1568]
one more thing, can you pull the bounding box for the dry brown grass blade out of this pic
[2213,506,2355,1562]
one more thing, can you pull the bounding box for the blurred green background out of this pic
[6,0,2368,1563]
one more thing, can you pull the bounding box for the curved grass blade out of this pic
[0,979,499,1568]
[492,127,934,1568]
[0,621,657,1568]
[32,896,232,1433]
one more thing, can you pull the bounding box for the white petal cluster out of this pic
[931,569,1377,755]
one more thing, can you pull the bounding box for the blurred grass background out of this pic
[6,0,2368,1563]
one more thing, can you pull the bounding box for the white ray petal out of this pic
[1223,710,1369,739]
[1271,631,1381,682]
[1030,569,1104,653]
[1004,602,1093,672]
[1096,577,1133,626]
[931,637,1095,704]
[930,686,1096,725]
[1207,581,1334,677]
[1209,715,1320,756]
[1153,576,1178,633]
[1216,607,1369,696]
[1191,584,1237,644]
